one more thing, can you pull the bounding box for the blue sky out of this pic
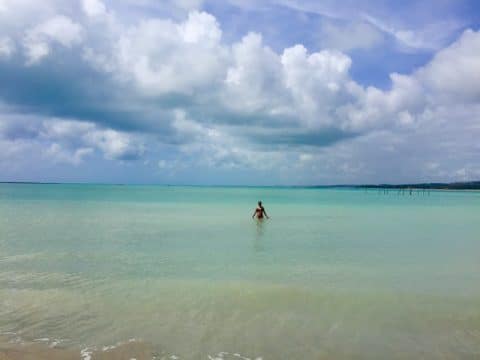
[0,0,479,185]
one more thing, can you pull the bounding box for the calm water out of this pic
[0,184,479,359]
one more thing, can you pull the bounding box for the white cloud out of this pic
[23,15,83,64]
[335,28,480,135]
[0,138,34,175]
[66,9,480,179]
[0,114,145,164]
[108,11,226,95]
[179,11,221,44]
[169,110,286,171]
[45,143,93,165]
[281,44,352,127]
[41,119,145,161]
[85,129,145,160]
[418,29,480,103]
[319,20,384,51]
[0,36,14,58]
[23,41,49,64]
[23,5,474,139]
[223,33,355,128]
[82,0,107,17]
[362,14,463,52]
[242,1,465,53]
[0,2,479,183]
[30,15,83,47]
[338,72,424,131]
[224,32,286,114]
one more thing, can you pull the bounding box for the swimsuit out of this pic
[256,207,264,219]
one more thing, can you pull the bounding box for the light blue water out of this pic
[0,184,479,359]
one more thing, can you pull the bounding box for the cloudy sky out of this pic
[0,0,479,185]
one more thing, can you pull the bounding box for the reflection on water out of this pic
[253,218,266,252]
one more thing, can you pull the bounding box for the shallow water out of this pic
[1,184,479,359]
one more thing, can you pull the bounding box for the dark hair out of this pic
[258,201,262,206]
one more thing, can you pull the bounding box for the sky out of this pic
[0,0,479,185]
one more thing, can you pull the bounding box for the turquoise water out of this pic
[0,183,479,359]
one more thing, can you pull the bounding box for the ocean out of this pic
[0,183,479,359]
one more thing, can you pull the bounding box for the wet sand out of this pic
[0,337,157,360]
[0,339,263,360]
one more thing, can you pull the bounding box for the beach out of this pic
[1,183,479,359]
[0,336,156,360]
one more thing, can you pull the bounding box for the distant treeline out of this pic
[353,181,480,190]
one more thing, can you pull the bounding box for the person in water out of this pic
[252,201,269,219]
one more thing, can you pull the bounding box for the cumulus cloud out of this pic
[418,29,480,102]
[23,15,83,64]
[337,28,480,135]
[224,33,286,114]
[106,11,226,95]
[281,45,352,128]
[85,129,145,160]
[0,0,479,183]
[45,143,93,165]
[81,0,106,17]
[41,119,145,161]
[0,113,145,164]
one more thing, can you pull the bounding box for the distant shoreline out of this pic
[351,181,480,190]
[1,180,480,190]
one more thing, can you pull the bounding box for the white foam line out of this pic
[49,339,60,348]
[33,338,50,342]
[233,354,251,360]
[102,345,117,351]
[80,347,95,360]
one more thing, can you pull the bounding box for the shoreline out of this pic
[0,338,260,360]
[0,336,158,360]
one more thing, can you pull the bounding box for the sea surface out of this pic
[0,183,479,359]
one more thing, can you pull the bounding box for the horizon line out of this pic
[1,180,479,188]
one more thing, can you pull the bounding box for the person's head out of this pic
[258,201,262,207]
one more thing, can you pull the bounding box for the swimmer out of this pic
[252,201,269,219]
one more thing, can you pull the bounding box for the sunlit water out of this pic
[1,184,479,359]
